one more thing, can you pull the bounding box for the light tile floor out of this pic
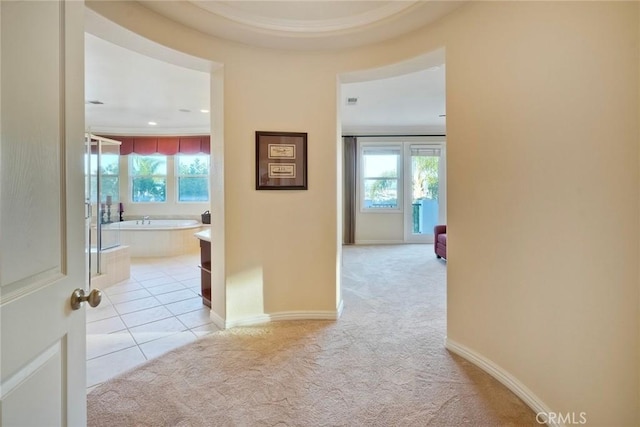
[86,252,220,392]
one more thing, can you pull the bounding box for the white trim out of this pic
[269,311,339,322]
[336,299,344,318]
[87,133,121,146]
[86,126,212,136]
[355,240,405,245]
[445,337,560,427]
[218,309,343,330]
[209,308,226,330]
[190,1,420,34]
[223,314,271,329]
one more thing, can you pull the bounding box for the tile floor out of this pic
[86,252,220,393]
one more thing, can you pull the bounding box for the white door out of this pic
[404,143,446,243]
[1,1,88,426]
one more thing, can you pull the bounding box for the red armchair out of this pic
[434,225,447,260]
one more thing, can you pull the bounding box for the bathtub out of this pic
[117,219,201,230]
[104,219,205,257]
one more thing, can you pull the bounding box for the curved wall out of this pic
[87,1,639,425]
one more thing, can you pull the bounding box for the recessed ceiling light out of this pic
[148,121,157,126]
[179,108,191,113]
[200,109,209,113]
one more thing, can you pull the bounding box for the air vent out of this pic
[178,108,191,113]
[86,100,104,105]
[346,97,358,106]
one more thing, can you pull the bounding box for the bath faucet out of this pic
[135,216,150,225]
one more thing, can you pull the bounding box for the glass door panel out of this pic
[98,143,121,250]
[86,134,122,279]
[405,144,445,243]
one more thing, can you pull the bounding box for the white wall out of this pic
[356,212,404,244]
[87,1,639,424]
[444,2,639,425]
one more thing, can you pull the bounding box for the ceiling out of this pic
[85,32,211,136]
[85,1,452,136]
[136,1,463,50]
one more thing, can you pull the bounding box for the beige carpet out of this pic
[87,244,537,426]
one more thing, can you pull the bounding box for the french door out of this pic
[404,143,446,243]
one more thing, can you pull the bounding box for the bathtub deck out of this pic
[118,225,207,257]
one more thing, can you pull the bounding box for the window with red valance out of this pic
[97,135,210,155]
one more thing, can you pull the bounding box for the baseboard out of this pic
[336,298,344,318]
[355,240,405,245]
[208,309,226,330]
[445,337,560,427]
[218,306,344,329]
[267,309,341,322]
[224,314,272,328]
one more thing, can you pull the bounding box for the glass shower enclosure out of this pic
[85,133,122,282]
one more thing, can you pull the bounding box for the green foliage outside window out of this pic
[365,171,398,208]
[362,150,399,209]
[412,156,439,201]
[177,155,209,202]
[131,155,167,202]
[90,154,119,203]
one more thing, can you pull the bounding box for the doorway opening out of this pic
[337,50,448,334]
[84,12,218,391]
[339,49,447,245]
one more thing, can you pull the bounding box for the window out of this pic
[89,153,119,203]
[361,146,402,210]
[176,154,210,202]
[129,155,167,202]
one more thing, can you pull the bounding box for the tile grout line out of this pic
[86,254,220,390]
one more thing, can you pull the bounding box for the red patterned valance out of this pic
[158,138,179,155]
[179,137,203,154]
[99,135,210,155]
[134,138,157,155]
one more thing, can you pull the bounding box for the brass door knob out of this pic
[70,288,102,310]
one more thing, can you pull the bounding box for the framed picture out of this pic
[256,131,308,190]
